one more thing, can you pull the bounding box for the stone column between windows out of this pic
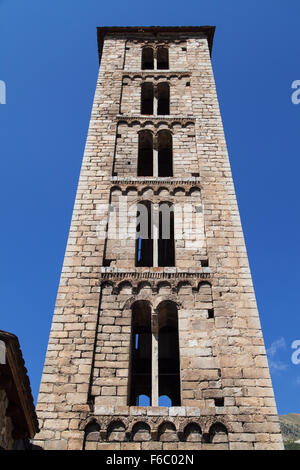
[151,331,159,406]
[153,142,158,177]
[153,203,159,266]
[153,91,158,117]
[153,51,157,71]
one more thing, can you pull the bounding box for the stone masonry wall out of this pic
[113,122,198,177]
[91,281,215,408]
[120,75,192,116]
[34,30,284,450]
[104,185,206,268]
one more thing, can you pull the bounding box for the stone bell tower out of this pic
[34,26,283,450]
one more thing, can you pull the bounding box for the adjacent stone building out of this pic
[0,330,39,449]
[34,26,284,450]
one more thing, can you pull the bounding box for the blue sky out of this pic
[0,0,299,415]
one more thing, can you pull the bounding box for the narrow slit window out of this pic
[208,309,214,319]
[214,397,224,407]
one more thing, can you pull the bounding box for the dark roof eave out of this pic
[96,25,215,64]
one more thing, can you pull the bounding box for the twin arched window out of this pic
[136,201,175,267]
[141,82,170,115]
[138,130,173,177]
[141,47,169,70]
[129,300,180,407]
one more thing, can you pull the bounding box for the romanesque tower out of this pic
[35,26,283,450]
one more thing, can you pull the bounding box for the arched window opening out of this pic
[136,201,153,267]
[132,422,151,442]
[141,82,154,115]
[157,47,169,70]
[158,202,175,267]
[158,422,178,442]
[107,421,126,442]
[157,130,173,177]
[85,420,100,435]
[158,301,181,406]
[209,423,228,444]
[184,423,202,442]
[157,82,170,115]
[142,47,154,70]
[129,301,152,406]
[83,420,100,449]
[138,131,153,177]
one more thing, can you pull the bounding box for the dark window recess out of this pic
[214,397,224,407]
[202,433,210,444]
[157,82,170,115]
[201,259,209,267]
[158,301,181,405]
[142,47,154,70]
[158,203,175,267]
[186,81,190,86]
[157,47,169,69]
[208,309,214,319]
[157,99,169,115]
[129,301,152,406]
[117,134,122,138]
[84,420,100,443]
[103,259,113,267]
[141,82,154,115]
[157,130,173,177]
[138,131,153,176]
[182,47,187,51]
[136,201,153,267]
[192,172,199,177]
